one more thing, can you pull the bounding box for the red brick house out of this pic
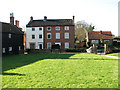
[26,16,75,49]
[86,31,114,46]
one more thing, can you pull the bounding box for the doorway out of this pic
[39,44,42,49]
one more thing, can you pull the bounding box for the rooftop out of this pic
[87,31,114,40]
[26,17,74,27]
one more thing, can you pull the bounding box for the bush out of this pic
[65,48,86,52]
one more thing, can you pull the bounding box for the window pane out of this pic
[39,28,42,30]
[9,34,11,38]
[9,47,12,51]
[19,46,21,51]
[65,33,69,39]
[91,40,99,44]
[56,33,60,39]
[104,40,110,44]
[39,34,42,38]
[65,43,69,48]
[47,43,51,49]
[65,26,69,30]
[2,48,5,53]
[56,26,60,30]
[47,33,51,39]
[32,35,35,39]
[47,27,51,31]
[32,28,35,31]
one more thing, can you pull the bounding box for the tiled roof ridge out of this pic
[33,19,72,21]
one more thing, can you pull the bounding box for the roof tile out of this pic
[88,31,113,39]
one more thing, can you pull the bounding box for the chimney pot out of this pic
[73,16,75,20]
[73,16,75,23]
[10,13,14,25]
[30,16,33,21]
[100,30,102,34]
[44,16,47,21]
[15,20,19,27]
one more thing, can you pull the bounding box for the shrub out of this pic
[65,48,86,52]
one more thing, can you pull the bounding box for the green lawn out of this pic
[108,53,120,57]
[2,53,118,88]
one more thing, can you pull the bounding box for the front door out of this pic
[30,43,35,49]
[39,44,42,49]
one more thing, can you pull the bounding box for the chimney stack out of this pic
[44,16,47,21]
[10,13,14,25]
[100,30,102,34]
[15,20,19,27]
[73,16,75,23]
[30,16,33,21]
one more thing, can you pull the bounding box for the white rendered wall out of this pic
[26,27,43,49]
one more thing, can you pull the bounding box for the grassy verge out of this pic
[2,53,118,88]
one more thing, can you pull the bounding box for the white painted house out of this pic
[26,27,44,49]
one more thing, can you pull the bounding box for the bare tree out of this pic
[75,20,94,42]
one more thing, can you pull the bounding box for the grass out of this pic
[2,53,118,88]
[108,53,120,57]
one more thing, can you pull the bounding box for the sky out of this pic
[0,0,119,36]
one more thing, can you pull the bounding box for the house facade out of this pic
[26,26,44,49]
[2,13,24,55]
[26,16,75,49]
[86,31,114,46]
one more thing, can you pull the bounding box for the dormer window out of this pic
[8,34,11,38]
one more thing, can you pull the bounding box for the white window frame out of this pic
[19,46,21,51]
[56,33,60,39]
[47,42,51,49]
[65,33,69,39]
[47,27,51,31]
[56,26,60,30]
[9,47,12,51]
[47,33,51,39]
[65,26,69,30]
[2,48,5,53]
[9,34,11,38]
[65,42,69,49]
[104,40,110,42]
[91,40,99,44]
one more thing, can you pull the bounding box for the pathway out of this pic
[102,55,120,59]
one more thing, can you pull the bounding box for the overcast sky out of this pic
[0,0,119,36]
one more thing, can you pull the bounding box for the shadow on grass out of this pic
[2,53,116,72]
[2,53,75,72]
[2,72,25,76]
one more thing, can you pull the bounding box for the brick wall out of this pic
[44,25,74,49]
